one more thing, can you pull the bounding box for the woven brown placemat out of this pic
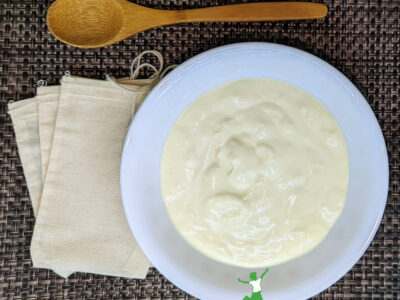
[0,0,398,299]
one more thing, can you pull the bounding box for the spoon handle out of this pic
[178,2,327,22]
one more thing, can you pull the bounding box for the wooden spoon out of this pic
[47,0,328,48]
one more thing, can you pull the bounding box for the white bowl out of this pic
[120,43,388,300]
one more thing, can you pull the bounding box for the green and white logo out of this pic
[237,268,269,300]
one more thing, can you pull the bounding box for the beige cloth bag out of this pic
[35,77,155,278]
[8,88,72,277]
[30,75,151,278]
[8,97,42,216]
[9,51,171,278]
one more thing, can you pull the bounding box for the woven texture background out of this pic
[0,0,399,299]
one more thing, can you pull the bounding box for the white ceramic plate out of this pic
[120,43,388,300]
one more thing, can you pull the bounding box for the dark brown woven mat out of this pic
[0,0,398,299]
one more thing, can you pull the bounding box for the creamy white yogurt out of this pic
[161,78,349,267]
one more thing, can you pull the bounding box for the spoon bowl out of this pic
[47,0,328,48]
[47,0,124,47]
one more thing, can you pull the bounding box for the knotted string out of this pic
[106,50,176,91]
[130,50,164,79]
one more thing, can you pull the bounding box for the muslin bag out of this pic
[11,50,170,278]
[30,75,150,278]
[8,97,42,216]
[36,77,156,276]
[8,87,74,277]
[30,78,155,278]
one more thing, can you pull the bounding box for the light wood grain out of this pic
[47,0,328,48]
